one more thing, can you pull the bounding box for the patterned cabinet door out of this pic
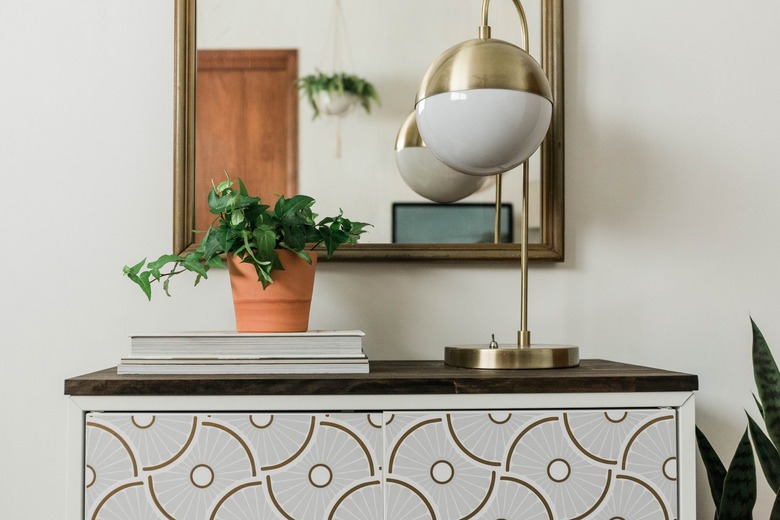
[384,410,678,520]
[84,412,384,519]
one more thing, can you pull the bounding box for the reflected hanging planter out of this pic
[297,71,380,120]
[315,91,360,118]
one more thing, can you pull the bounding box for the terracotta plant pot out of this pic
[226,251,317,332]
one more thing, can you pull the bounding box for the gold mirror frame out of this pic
[172,0,564,262]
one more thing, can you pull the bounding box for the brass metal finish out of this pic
[416,0,548,105]
[445,344,579,370]
[493,174,502,244]
[173,0,196,255]
[394,112,425,151]
[171,0,564,261]
[436,0,578,370]
[415,38,552,105]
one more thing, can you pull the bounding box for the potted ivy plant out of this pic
[297,70,380,119]
[123,175,369,332]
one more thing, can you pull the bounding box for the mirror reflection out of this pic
[178,0,564,260]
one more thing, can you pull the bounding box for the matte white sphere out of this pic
[416,88,552,176]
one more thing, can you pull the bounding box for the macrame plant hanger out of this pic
[321,0,356,158]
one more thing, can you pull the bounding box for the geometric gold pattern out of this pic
[384,410,677,520]
[85,413,382,519]
[85,409,676,519]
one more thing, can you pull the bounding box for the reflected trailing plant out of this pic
[296,70,380,119]
[697,319,780,519]
[123,175,369,299]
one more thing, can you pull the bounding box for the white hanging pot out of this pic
[315,91,360,117]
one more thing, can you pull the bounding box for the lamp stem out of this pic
[519,160,530,348]
[479,0,529,51]
[494,174,503,244]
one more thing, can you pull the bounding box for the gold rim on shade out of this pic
[445,344,579,369]
[415,38,553,105]
[394,112,425,151]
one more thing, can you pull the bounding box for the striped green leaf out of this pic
[747,412,780,492]
[718,428,756,520]
[696,426,727,508]
[752,318,780,451]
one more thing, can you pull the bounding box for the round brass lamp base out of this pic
[444,344,579,370]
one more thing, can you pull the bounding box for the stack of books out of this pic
[117,330,368,375]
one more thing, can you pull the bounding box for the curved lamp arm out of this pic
[479,0,529,51]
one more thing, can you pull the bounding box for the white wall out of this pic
[2,0,780,517]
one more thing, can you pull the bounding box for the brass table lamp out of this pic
[413,0,579,369]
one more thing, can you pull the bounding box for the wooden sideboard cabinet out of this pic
[65,359,698,519]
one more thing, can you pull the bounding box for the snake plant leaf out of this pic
[747,412,780,492]
[770,492,780,520]
[755,393,766,419]
[718,428,756,520]
[697,426,727,508]
[752,318,780,450]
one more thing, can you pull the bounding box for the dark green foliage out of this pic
[770,493,780,520]
[296,71,380,119]
[719,428,756,520]
[753,318,780,453]
[697,426,728,509]
[124,174,370,299]
[697,318,780,517]
[697,427,756,519]
[748,413,780,493]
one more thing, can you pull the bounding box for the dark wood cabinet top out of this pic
[64,359,697,396]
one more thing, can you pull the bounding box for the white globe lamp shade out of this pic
[415,38,553,176]
[395,112,490,203]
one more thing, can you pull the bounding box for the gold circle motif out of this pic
[190,464,215,488]
[546,458,571,483]
[308,463,333,488]
[604,411,628,424]
[85,464,96,488]
[430,460,455,485]
[662,456,678,481]
[489,412,512,425]
[367,413,384,428]
[249,414,274,429]
[131,415,156,429]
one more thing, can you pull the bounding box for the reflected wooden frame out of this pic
[172,0,564,262]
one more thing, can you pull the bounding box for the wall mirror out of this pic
[173,0,564,261]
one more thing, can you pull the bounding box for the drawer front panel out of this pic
[384,409,677,520]
[84,412,384,519]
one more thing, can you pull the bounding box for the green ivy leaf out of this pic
[123,258,147,277]
[276,194,315,223]
[124,172,369,298]
[205,255,225,269]
[126,270,152,300]
[215,178,234,193]
[231,209,245,227]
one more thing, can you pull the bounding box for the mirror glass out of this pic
[174,0,564,261]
